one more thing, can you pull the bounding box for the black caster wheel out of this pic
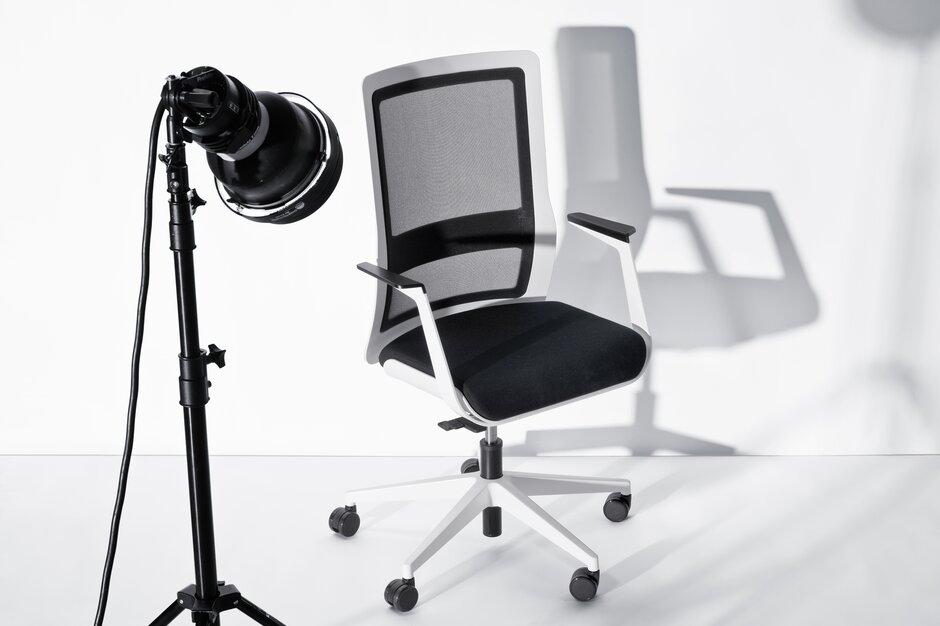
[569,567,600,601]
[460,458,480,474]
[603,492,632,522]
[385,578,419,612]
[328,505,360,537]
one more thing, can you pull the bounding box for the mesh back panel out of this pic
[373,68,535,330]
[380,80,522,234]
[385,248,524,320]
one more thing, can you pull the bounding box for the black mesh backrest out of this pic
[372,68,536,331]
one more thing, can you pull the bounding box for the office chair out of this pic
[329,51,651,612]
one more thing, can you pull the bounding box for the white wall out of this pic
[0,0,937,455]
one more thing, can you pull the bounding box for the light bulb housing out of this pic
[170,66,343,224]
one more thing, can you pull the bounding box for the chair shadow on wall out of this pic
[507,26,819,456]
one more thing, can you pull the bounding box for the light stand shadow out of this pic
[845,0,940,432]
[516,26,818,457]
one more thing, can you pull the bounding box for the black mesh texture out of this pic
[373,68,536,331]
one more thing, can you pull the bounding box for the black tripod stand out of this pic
[148,78,286,626]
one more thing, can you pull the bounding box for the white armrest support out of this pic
[357,263,471,417]
[566,214,649,335]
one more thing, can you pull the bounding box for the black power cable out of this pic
[93,101,166,626]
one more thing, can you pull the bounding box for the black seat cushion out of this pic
[379,301,648,421]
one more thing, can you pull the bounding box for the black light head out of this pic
[170,66,343,224]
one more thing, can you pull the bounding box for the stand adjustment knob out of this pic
[189,189,207,213]
[207,344,226,368]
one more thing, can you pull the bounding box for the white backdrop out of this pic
[1,0,938,456]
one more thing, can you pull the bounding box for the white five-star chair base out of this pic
[329,428,633,611]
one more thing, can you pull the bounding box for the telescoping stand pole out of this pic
[147,75,286,626]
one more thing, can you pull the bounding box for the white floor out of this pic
[1,455,938,625]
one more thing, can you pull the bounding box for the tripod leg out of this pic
[237,597,287,626]
[148,600,185,626]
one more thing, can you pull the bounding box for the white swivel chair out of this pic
[329,51,651,612]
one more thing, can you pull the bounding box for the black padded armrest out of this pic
[357,262,425,291]
[567,212,637,243]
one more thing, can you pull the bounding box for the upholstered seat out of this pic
[380,301,647,420]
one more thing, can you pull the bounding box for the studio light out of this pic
[167,66,343,224]
[93,66,342,626]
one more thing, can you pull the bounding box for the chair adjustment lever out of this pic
[437,418,486,433]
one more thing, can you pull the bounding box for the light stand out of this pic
[147,76,284,626]
[94,66,341,626]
